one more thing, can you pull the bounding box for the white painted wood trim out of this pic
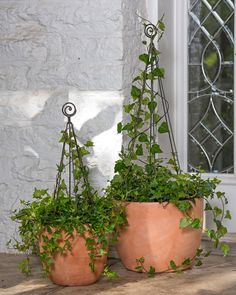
[146,0,158,24]
[174,0,189,171]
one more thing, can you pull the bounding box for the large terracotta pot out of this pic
[116,199,203,273]
[39,229,107,286]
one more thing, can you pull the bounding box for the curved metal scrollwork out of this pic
[62,102,76,118]
[144,23,157,38]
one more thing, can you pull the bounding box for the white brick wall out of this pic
[0,0,146,251]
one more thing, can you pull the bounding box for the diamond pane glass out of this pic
[188,0,234,173]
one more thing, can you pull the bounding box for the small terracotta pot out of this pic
[39,229,107,286]
[116,199,203,273]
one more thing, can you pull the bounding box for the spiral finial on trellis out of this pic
[144,23,157,38]
[62,102,77,119]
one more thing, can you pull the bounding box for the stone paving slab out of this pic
[1,246,236,295]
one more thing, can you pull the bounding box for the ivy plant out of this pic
[9,126,127,276]
[106,18,231,271]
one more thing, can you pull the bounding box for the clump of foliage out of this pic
[9,126,127,276]
[106,18,231,269]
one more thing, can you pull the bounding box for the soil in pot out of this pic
[39,229,107,286]
[116,198,203,273]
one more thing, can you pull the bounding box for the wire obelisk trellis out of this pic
[144,21,180,172]
[53,102,93,206]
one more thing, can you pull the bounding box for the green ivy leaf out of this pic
[117,122,122,133]
[153,113,160,123]
[152,67,165,78]
[158,122,169,133]
[205,203,212,211]
[214,206,222,217]
[158,20,165,31]
[195,259,202,267]
[132,116,143,126]
[132,76,141,83]
[103,266,119,279]
[33,189,48,199]
[79,147,90,156]
[217,223,227,237]
[216,191,224,198]
[182,258,191,266]
[60,179,67,190]
[135,265,143,272]
[56,164,65,173]
[136,144,143,156]
[203,251,211,257]
[131,86,141,99]
[124,103,135,113]
[225,210,231,220]
[136,256,145,264]
[206,229,216,240]
[114,160,125,173]
[138,133,149,142]
[150,144,162,154]
[139,53,149,64]
[142,97,150,105]
[84,140,94,147]
[179,217,192,229]
[122,123,133,131]
[168,158,177,166]
[191,218,202,229]
[170,260,177,271]
[196,248,203,257]
[144,112,151,121]
[148,101,157,112]
[221,243,230,256]
[148,266,156,277]
[175,201,192,212]
[147,72,155,80]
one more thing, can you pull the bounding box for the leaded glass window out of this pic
[188,0,234,173]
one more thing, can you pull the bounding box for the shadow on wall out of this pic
[76,104,120,190]
[69,90,123,191]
